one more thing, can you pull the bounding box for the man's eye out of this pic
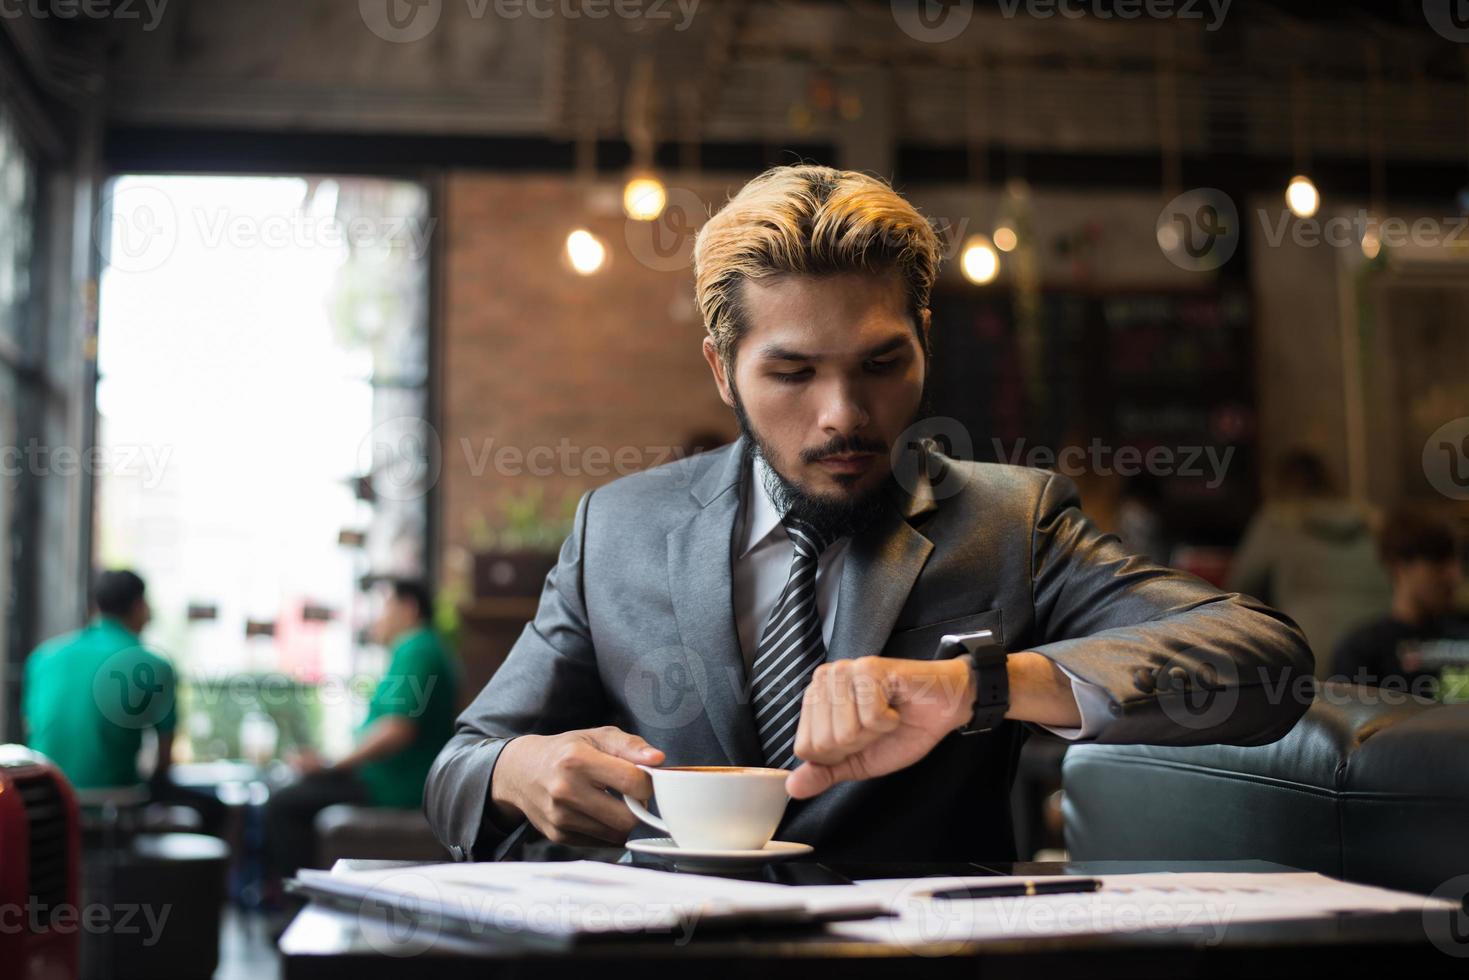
[771,370,812,384]
[865,358,900,373]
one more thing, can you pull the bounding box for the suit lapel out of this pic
[665,438,763,767]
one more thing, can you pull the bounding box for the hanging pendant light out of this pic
[1285,175,1320,219]
[961,235,1000,285]
[1286,69,1320,219]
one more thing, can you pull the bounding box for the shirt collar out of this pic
[738,454,786,559]
[91,615,139,642]
[394,625,433,647]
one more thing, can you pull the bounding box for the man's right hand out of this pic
[489,726,665,845]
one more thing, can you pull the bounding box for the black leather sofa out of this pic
[1062,682,1469,895]
[313,804,448,867]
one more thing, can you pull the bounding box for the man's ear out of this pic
[702,336,735,408]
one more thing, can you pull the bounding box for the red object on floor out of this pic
[0,746,81,980]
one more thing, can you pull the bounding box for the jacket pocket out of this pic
[881,609,1004,661]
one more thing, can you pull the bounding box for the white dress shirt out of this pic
[730,455,1110,740]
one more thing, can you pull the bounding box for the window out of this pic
[95,175,434,761]
[0,98,38,740]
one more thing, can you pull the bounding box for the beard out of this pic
[731,388,901,541]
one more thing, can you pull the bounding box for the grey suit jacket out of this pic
[425,437,1314,863]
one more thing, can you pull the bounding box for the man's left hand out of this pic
[786,651,1085,798]
[785,656,973,799]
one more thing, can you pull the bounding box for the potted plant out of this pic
[468,485,580,597]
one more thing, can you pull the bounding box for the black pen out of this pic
[922,878,1103,901]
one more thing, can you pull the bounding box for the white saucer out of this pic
[625,837,813,864]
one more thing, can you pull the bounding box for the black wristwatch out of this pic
[939,630,1009,734]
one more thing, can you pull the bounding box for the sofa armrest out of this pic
[1062,683,1467,894]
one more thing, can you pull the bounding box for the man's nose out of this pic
[816,379,870,435]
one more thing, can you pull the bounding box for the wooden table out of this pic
[279,854,1467,978]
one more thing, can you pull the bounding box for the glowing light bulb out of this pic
[960,235,1000,285]
[1285,175,1319,219]
[622,176,667,221]
[566,229,607,275]
[993,226,1018,252]
[1361,227,1381,260]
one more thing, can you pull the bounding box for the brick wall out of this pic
[440,173,740,583]
[438,175,1409,588]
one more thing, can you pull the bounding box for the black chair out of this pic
[75,788,230,980]
[1062,682,1469,895]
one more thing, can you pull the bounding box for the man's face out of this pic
[130,598,152,634]
[702,271,927,527]
[373,595,416,645]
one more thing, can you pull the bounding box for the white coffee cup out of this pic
[625,765,792,851]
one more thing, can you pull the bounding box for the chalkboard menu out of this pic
[926,288,1257,545]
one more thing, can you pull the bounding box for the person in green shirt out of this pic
[23,570,178,790]
[264,579,459,879]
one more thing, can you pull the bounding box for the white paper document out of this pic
[823,871,1458,947]
[295,861,1455,949]
[296,859,887,944]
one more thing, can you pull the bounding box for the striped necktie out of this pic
[750,516,833,770]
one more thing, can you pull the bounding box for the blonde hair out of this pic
[693,165,943,369]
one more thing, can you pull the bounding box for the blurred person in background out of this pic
[1115,471,1172,567]
[263,579,459,883]
[22,569,225,832]
[1334,509,1467,699]
[24,570,175,788]
[1228,449,1390,678]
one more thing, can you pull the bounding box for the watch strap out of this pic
[957,648,1009,734]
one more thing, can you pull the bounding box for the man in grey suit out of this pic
[426,165,1314,863]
